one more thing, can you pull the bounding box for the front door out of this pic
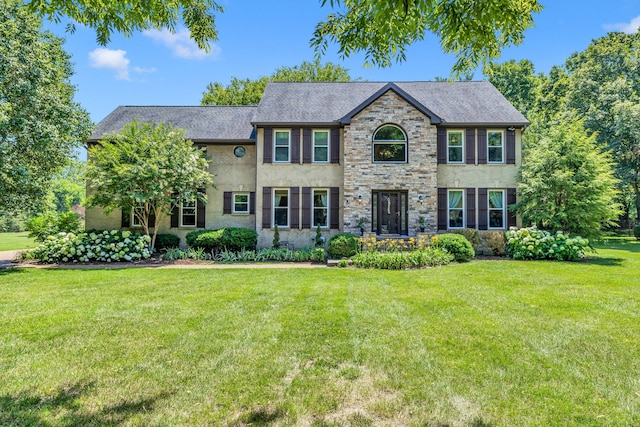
[373,191,408,235]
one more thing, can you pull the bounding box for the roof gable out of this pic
[340,82,442,124]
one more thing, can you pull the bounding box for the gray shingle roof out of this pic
[253,81,528,126]
[89,106,257,141]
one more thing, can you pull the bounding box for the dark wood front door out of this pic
[373,191,408,235]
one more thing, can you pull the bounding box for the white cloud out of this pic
[142,28,220,60]
[603,15,640,34]
[133,66,158,74]
[88,48,131,80]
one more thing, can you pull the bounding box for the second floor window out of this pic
[274,130,290,162]
[447,131,463,163]
[488,130,504,163]
[372,124,407,163]
[313,130,329,162]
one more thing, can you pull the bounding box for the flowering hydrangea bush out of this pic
[506,226,591,261]
[31,230,152,263]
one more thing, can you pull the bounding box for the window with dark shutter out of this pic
[197,189,206,228]
[478,188,488,230]
[302,128,312,164]
[437,128,447,164]
[465,129,476,165]
[223,192,232,214]
[291,128,300,164]
[507,188,517,227]
[170,204,179,228]
[262,187,272,229]
[477,129,487,164]
[330,187,339,229]
[263,128,273,163]
[466,188,476,229]
[506,129,516,164]
[250,192,255,215]
[330,128,340,164]
[302,187,311,229]
[437,188,447,230]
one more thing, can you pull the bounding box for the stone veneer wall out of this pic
[343,90,438,235]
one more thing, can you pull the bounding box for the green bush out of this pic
[506,226,591,261]
[483,231,507,256]
[31,230,151,263]
[186,227,257,253]
[154,233,180,250]
[328,233,360,258]
[26,211,83,242]
[350,247,454,269]
[454,228,481,250]
[634,224,640,241]
[431,233,475,262]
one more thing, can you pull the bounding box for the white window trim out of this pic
[131,207,143,228]
[372,125,408,164]
[447,189,465,230]
[273,188,290,228]
[312,188,329,228]
[232,192,250,215]
[447,130,464,164]
[273,129,291,163]
[180,200,197,228]
[488,189,506,230]
[487,129,505,164]
[312,129,330,163]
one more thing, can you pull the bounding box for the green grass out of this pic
[1,243,639,426]
[0,232,37,251]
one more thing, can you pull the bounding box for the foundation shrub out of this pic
[186,227,257,253]
[154,233,181,250]
[483,231,507,256]
[506,226,591,261]
[431,233,475,262]
[350,247,454,269]
[454,228,481,250]
[328,233,360,258]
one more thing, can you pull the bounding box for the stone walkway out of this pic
[0,249,327,270]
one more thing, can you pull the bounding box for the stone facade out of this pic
[343,90,438,235]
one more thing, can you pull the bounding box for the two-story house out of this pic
[86,81,528,248]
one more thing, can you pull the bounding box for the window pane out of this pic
[448,132,463,163]
[488,191,503,209]
[489,147,503,162]
[314,146,328,162]
[374,143,406,162]
[449,210,463,228]
[448,147,462,162]
[448,132,462,146]
[275,131,289,146]
[373,125,405,141]
[488,132,503,146]
[314,131,328,146]
[490,211,504,228]
[313,209,328,227]
[275,147,289,162]
[274,190,288,227]
[274,209,288,226]
[313,191,328,207]
[235,194,248,203]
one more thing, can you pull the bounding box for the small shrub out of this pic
[359,236,429,252]
[31,230,151,263]
[186,227,257,253]
[506,226,591,261]
[454,228,481,250]
[315,224,324,247]
[431,233,475,262]
[272,224,280,249]
[328,233,360,258]
[154,233,180,250]
[634,224,640,241]
[26,211,83,242]
[350,247,454,269]
[484,231,507,256]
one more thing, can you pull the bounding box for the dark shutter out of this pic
[330,187,340,229]
[291,128,300,164]
[290,187,300,229]
[263,128,273,163]
[330,128,340,164]
[477,128,487,164]
[507,188,517,227]
[250,192,255,215]
[437,188,447,230]
[197,189,206,228]
[437,128,447,164]
[121,209,131,228]
[262,187,272,229]
[302,187,311,229]
[465,128,476,165]
[478,188,488,230]
[303,128,312,164]
[466,188,476,229]
[223,191,232,214]
[506,129,516,164]
[170,204,179,228]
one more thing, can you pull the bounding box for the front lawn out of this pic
[0,232,37,251]
[1,243,639,426]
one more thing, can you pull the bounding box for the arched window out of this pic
[372,124,407,163]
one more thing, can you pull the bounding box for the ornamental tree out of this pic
[515,118,621,238]
[86,121,213,249]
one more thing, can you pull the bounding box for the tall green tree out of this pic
[49,161,86,213]
[483,59,542,117]
[612,101,640,221]
[0,0,92,213]
[516,118,620,238]
[202,60,353,106]
[312,0,543,75]
[86,121,213,249]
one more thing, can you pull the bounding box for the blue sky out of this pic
[45,0,640,124]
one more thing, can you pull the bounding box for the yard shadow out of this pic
[0,266,28,276]
[0,381,172,426]
[230,405,288,426]
[582,256,625,267]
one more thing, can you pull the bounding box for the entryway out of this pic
[372,191,408,235]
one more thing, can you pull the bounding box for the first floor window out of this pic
[313,130,329,162]
[489,190,505,229]
[274,130,290,162]
[233,193,249,214]
[313,189,328,227]
[488,130,504,163]
[447,130,463,163]
[274,189,289,227]
[181,200,196,227]
[131,206,143,227]
[448,190,464,228]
